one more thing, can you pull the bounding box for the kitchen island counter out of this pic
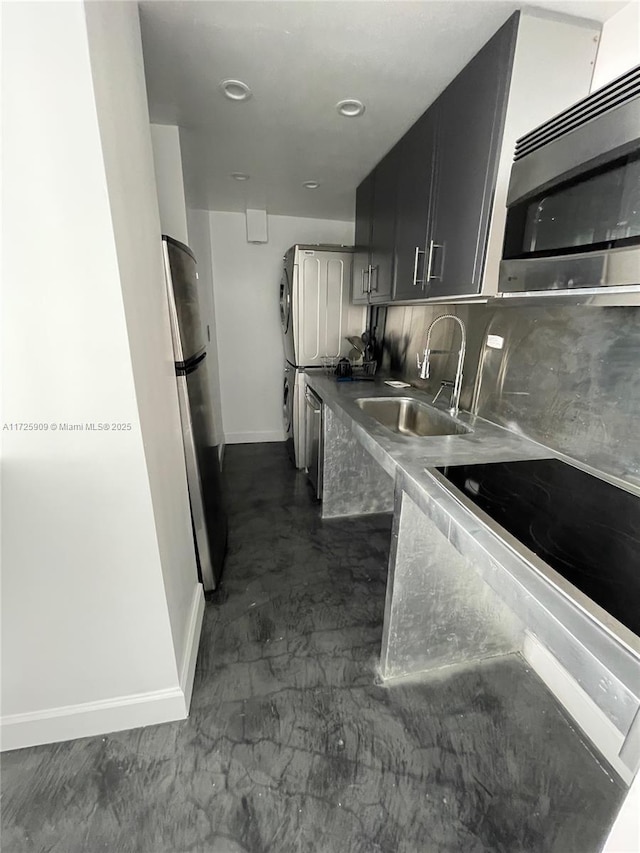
[306,371,640,786]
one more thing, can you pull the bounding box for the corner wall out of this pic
[186,208,225,452]
[148,123,225,453]
[84,1,203,695]
[149,124,190,245]
[209,212,354,444]
[1,0,200,750]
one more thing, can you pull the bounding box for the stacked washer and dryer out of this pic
[280,244,366,469]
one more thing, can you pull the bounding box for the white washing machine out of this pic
[283,364,323,469]
[283,363,295,464]
[279,244,366,468]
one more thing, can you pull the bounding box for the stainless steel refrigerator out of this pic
[162,235,227,592]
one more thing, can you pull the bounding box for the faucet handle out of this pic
[417,350,430,380]
[433,379,454,407]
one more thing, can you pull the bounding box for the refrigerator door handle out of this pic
[176,350,207,376]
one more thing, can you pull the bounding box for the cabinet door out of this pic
[369,148,398,304]
[352,173,374,304]
[426,14,517,299]
[393,109,438,301]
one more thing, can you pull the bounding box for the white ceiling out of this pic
[139,0,626,221]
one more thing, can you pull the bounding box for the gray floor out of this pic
[2,443,625,853]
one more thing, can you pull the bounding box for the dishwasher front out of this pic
[305,385,323,500]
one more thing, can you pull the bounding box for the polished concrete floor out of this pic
[2,443,625,852]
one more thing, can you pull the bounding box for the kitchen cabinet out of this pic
[369,149,397,303]
[360,15,515,305]
[352,173,374,305]
[351,11,596,306]
[352,149,398,305]
[425,15,516,299]
[393,109,437,300]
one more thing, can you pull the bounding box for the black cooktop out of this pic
[436,459,640,637]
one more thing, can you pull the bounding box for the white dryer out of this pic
[279,245,366,469]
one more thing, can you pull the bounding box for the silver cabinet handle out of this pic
[432,242,444,281]
[361,268,368,296]
[369,265,378,292]
[426,240,444,282]
[425,240,435,284]
[412,247,425,287]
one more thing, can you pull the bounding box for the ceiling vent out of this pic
[246,209,268,244]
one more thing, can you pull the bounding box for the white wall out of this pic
[483,10,599,293]
[1,0,199,750]
[186,208,225,451]
[209,213,354,443]
[591,1,640,91]
[84,2,202,694]
[150,124,190,245]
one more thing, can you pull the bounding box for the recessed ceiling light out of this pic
[221,79,252,102]
[303,181,320,189]
[336,99,365,118]
[231,172,250,181]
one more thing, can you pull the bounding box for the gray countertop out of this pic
[305,372,554,486]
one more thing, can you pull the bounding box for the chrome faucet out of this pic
[416,314,466,415]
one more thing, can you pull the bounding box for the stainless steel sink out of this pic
[355,397,472,437]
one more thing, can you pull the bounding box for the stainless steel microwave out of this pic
[499,65,640,297]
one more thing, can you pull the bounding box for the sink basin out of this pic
[355,397,472,437]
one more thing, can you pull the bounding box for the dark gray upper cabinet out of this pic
[424,15,517,299]
[352,149,398,305]
[393,109,438,301]
[351,13,518,305]
[352,173,374,305]
[369,148,398,304]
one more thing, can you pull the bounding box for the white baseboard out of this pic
[523,633,632,784]
[225,430,285,444]
[179,584,205,712]
[0,686,187,752]
[1,588,206,753]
